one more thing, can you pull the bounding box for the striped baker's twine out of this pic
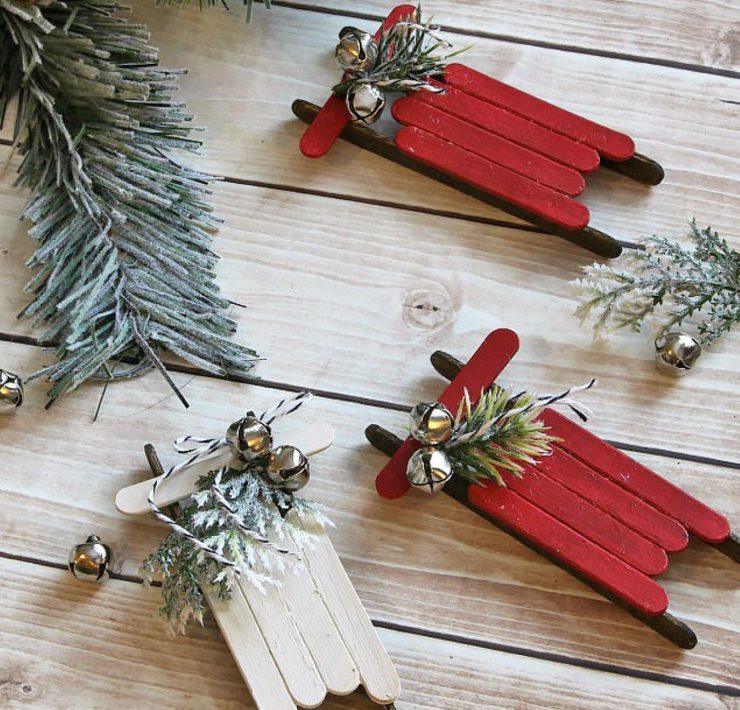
[147,391,312,572]
[210,472,296,558]
[453,379,597,444]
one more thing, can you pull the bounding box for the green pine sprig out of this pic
[333,8,468,97]
[574,222,739,346]
[0,0,258,405]
[143,463,329,635]
[444,386,561,486]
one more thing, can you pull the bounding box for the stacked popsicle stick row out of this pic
[295,5,665,258]
[367,330,736,648]
[117,436,400,710]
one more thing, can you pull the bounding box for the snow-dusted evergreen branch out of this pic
[0,0,257,405]
[573,222,739,346]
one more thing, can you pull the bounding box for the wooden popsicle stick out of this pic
[535,447,689,553]
[443,63,636,162]
[366,429,697,648]
[375,329,520,499]
[395,126,591,229]
[542,409,732,544]
[143,446,298,710]
[468,482,669,614]
[392,98,586,195]
[236,574,328,708]
[298,4,418,158]
[291,100,623,258]
[417,81,601,172]
[290,510,401,706]
[274,535,361,696]
[115,421,334,515]
[508,462,669,575]
[206,586,298,710]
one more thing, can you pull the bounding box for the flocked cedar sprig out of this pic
[443,381,595,486]
[333,9,467,97]
[0,0,257,406]
[143,463,330,635]
[573,222,739,346]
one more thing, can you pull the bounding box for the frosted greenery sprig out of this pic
[444,381,594,486]
[143,463,330,635]
[333,9,467,97]
[0,0,257,405]
[573,222,739,346]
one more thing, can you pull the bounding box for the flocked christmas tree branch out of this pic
[573,222,739,345]
[0,0,257,405]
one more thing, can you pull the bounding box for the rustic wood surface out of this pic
[0,1,738,708]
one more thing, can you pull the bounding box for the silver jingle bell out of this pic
[406,446,453,494]
[410,402,455,446]
[655,332,702,376]
[0,369,23,412]
[266,445,310,493]
[336,27,378,74]
[68,535,111,582]
[346,83,386,125]
[226,413,273,462]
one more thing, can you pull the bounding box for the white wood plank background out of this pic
[0,1,738,707]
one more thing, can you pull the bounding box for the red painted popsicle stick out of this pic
[537,447,689,553]
[415,81,601,172]
[508,463,669,575]
[375,329,520,499]
[395,126,591,230]
[443,64,636,162]
[541,409,731,544]
[299,4,418,158]
[468,483,669,615]
[392,99,586,196]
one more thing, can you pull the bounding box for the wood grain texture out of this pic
[0,340,736,689]
[286,0,740,72]
[1,151,738,462]
[1,557,735,709]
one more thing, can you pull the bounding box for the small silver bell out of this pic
[410,402,455,445]
[406,446,453,494]
[226,413,273,462]
[655,332,702,376]
[0,370,23,412]
[346,83,386,124]
[336,27,378,74]
[68,535,111,582]
[266,445,310,492]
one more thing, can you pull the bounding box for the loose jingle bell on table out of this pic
[68,535,111,582]
[654,332,702,376]
[0,369,24,411]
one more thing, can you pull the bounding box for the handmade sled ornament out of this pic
[294,5,665,258]
[122,422,400,710]
[366,329,738,648]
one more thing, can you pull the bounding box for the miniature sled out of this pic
[294,5,665,258]
[117,420,400,709]
[366,329,738,648]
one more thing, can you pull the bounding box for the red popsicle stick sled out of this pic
[293,5,665,258]
[365,329,737,648]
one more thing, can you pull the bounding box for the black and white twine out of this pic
[147,391,312,574]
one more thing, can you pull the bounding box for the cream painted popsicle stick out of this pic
[115,421,334,515]
[236,574,328,708]
[274,535,361,696]
[290,510,401,706]
[204,584,298,710]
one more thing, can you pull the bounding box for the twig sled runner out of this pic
[117,418,401,709]
[294,5,665,258]
[366,329,738,648]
